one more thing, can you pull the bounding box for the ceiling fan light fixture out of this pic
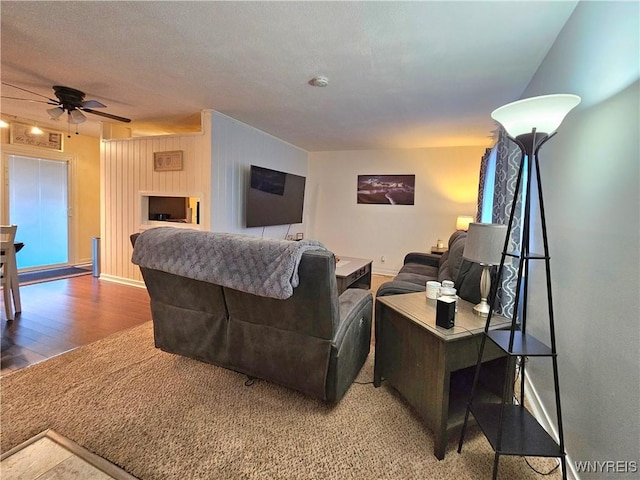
[69,109,86,124]
[47,107,65,120]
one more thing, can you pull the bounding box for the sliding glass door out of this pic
[8,154,69,269]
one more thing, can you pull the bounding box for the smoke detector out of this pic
[309,76,329,87]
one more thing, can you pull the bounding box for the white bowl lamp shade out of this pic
[456,216,474,231]
[491,94,581,137]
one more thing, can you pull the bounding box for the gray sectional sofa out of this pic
[131,228,373,403]
[376,230,483,304]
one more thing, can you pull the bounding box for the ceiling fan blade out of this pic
[0,95,56,105]
[82,100,106,108]
[1,82,58,103]
[81,108,131,123]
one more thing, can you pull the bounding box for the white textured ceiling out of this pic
[0,1,578,151]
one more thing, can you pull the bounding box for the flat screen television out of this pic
[246,165,306,227]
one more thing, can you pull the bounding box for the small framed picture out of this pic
[10,123,64,151]
[153,150,183,172]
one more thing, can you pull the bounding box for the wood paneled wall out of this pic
[101,110,308,285]
[100,111,211,284]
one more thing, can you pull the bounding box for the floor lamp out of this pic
[457,94,581,480]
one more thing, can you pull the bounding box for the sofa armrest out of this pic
[403,252,441,268]
[334,288,373,347]
[375,279,426,298]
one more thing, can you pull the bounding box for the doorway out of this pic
[7,154,70,270]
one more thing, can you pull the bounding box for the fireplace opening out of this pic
[145,195,200,224]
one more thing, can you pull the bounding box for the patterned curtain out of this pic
[491,128,524,319]
[475,147,492,221]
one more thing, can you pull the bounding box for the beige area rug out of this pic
[1,322,560,480]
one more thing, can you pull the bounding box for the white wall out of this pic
[210,112,308,239]
[520,2,639,478]
[308,146,484,275]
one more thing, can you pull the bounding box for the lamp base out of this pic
[473,299,490,317]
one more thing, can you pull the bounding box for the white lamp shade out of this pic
[491,94,581,137]
[456,216,474,231]
[463,222,507,265]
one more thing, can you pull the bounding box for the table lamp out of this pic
[456,216,474,231]
[462,222,507,316]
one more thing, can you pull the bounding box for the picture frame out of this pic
[9,123,64,151]
[153,150,183,172]
[357,174,416,205]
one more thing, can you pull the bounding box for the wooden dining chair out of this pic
[1,225,21,321]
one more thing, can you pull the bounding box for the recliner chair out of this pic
[131,230,373,403]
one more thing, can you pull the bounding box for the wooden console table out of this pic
[334,257,372,295]
[374,292,513,460]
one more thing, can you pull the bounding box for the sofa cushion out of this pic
[398,262,439,278]
[455,260,484,305]
[438,234,466,283]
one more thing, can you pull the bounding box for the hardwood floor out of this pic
[1,275,152,375]
[370,273,391,296]
[0,273,393,375]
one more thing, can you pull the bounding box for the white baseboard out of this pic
[371,267,398,277]
[98,274,146,289]
[523,371,579,480]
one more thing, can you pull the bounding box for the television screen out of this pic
[246,165,306,227]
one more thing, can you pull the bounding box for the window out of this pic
[9,155,69,269]
[481,146,497,223]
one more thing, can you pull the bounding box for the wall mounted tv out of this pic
[246,165,306,227]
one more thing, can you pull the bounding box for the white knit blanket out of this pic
[131,227,327,299]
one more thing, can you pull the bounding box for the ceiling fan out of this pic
[1,82,131,124]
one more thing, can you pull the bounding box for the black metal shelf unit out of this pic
[457,130,567,480]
